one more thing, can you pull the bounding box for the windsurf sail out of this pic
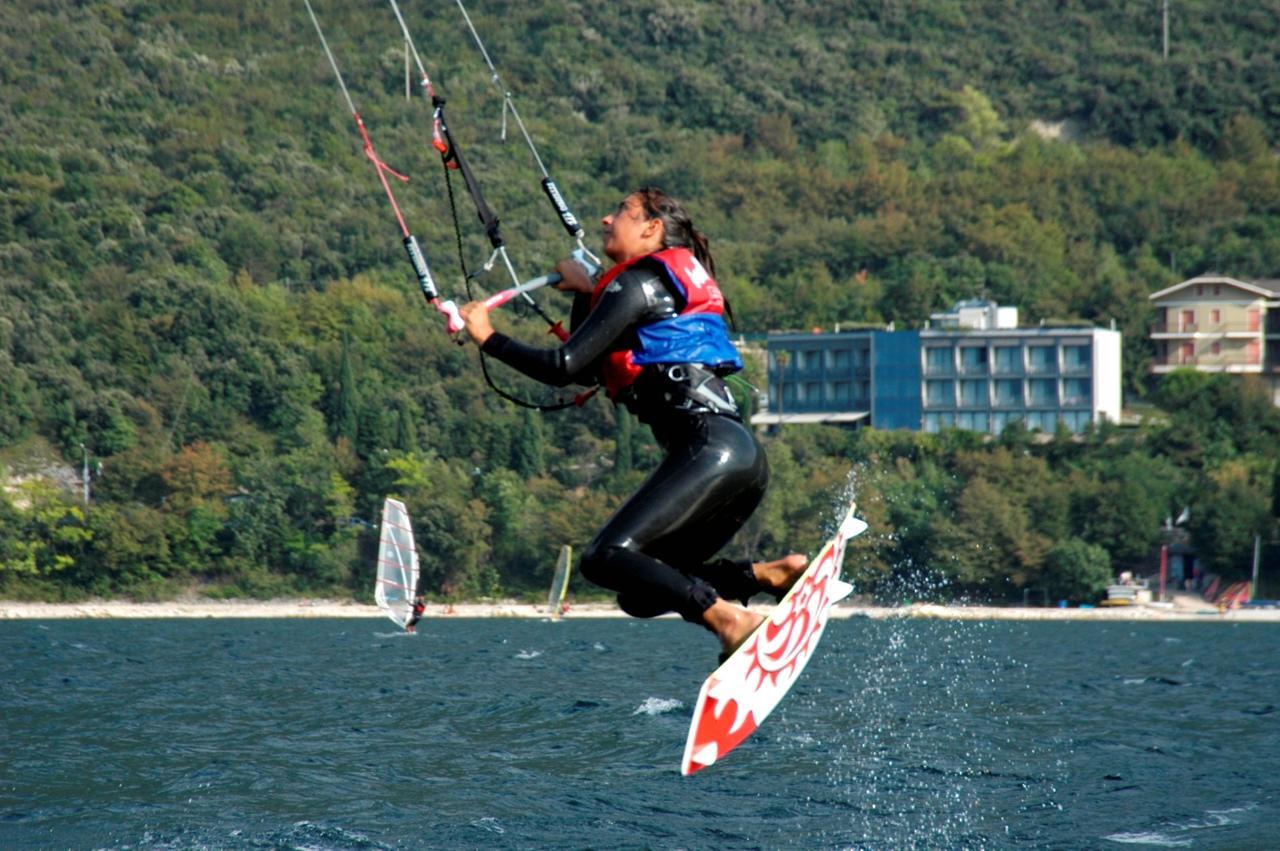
[376,497,419,630]
[547,544,572,620]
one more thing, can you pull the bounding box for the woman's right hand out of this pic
[458,300,494,346]
[553,257,595,294]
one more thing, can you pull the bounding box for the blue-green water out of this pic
[2,617,1276,849]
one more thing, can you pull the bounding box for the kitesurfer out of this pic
[459,187,805,659]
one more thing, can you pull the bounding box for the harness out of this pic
[591,248,744,415]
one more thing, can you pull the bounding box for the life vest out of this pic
[590,247,743,398]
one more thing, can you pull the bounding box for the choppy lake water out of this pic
[2,617,1276,849]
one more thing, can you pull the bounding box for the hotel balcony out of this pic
[1150,322,1261,338]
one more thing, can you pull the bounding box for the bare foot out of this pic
[702,599,765,659]
[752,553,808,599]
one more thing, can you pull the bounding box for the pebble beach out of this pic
[3,596,1277,622]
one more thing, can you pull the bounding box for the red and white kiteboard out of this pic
[681,500,866,775]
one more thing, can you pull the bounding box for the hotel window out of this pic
[1063,378,1091,405]
[1211,309,1221,325]
[1181,310,1194,331]
[832,381,851,403]
[956,411,989,432]
[1062,410,1092,432]
[994,379,1022,406]
[924,412,955,433]
[1028,378,1056,406]
[802,350,820,371]
[992,411,1024,433]
[924,347,953,375]
[959,379,986,407]
[993,346,1021,374]
[1025,411,1055,432]
[827,348,851,370]
[1063,344,1091,372]
[959,346,988,374]
[1211,341,1221,356]
[1027,346,1056,374]
[925,379,955,406]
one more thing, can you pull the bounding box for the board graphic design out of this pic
[681,501,867,775]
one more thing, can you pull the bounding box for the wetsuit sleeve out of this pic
[480,266,664,387]
[568,292,592,332]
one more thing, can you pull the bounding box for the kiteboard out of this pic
[680,500,867,775]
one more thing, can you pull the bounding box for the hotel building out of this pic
[753,301,1122,435]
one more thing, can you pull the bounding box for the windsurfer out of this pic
[459,187,805,659]
[405,596,426,634]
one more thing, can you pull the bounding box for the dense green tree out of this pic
[1189,459,1274,580]
[0,481,90,582]
[1069,455,1181,570]
[1042,538,1112,604]
[384,452,497,599]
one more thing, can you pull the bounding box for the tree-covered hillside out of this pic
[2,1,1279,603]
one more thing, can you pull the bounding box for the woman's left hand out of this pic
[459,301,494,345]
[553,257,596,294]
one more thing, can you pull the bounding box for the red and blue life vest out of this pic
[590,247,743,398]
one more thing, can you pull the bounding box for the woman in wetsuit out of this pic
[459,187,804,658]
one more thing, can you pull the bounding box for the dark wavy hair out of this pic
[632,186,715,278]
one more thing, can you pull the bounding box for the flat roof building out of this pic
[752,302,1122,435]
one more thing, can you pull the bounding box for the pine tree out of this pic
[511,409,544,477]
[334,331,359,443]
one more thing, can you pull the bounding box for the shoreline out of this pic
[2,598,1277,622]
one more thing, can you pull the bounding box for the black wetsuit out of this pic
[481,258,769,625]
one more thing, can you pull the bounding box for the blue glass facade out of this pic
[765,331,873,416]
[760,326,1118,434]
[870,331,922,429]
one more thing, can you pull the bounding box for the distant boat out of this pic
[1100,572,1152,607]
[375,498,419,631]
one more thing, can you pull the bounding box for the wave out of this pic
[1104,804,1256,847]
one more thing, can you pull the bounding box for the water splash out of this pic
[632,696,684,716]
[470,816,506,835]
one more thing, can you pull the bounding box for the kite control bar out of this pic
[436,274,557,336]
[441,249,600,336]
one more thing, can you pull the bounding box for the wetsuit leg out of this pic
[578,415,769,624]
